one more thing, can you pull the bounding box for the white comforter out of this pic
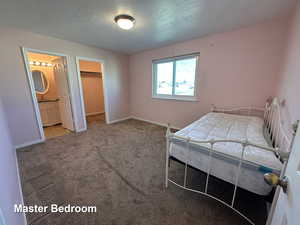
[173,112,282,171]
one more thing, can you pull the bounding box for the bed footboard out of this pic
[165,119,298,225]
[165,127,276,225]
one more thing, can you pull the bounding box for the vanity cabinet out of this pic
[39,101,61,127]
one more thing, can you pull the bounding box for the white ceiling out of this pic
[0,0,297,54]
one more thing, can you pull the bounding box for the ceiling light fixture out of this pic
[114,14,135,30]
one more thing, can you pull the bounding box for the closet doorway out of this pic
[22,48,75,140]
[76,57,107,130]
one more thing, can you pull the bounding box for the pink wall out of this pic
[276,2,300,128]
[0,27,130,147]
[129,18,289,128]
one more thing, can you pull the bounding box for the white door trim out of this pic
[21,47,46,142]
[75,56,109,131]
[21,47,78,141]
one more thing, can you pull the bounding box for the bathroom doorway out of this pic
[23,49,75,139]
[76,57,107,129]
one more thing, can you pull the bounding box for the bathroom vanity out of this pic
[38,99,61,127]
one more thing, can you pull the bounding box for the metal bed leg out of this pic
[205,142,214,194]
[165,139,169,188]
[231,144,245,207]
[184,163,188,187]
[165,124,171,188]
[183,137,191,188]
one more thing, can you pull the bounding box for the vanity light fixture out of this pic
[114,14,135,30]
[29,61,53,67]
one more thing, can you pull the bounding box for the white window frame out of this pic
[152,53,199,101]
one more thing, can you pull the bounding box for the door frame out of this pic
[266,121,299,225]
[21,47,78,141]
[75,56,109,131]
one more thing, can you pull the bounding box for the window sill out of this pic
[152,95,198,102]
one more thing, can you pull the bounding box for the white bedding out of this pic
[169,112,282,195]
[173,112,282,170]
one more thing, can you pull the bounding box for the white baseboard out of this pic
[14,116,179,149]
[15,138,44,149]
[86,111,105,116]
[76,128,87,133]
[108,116,131,124]
[131,116,181,130]
[108,115,181,130]
[43,122,61,127]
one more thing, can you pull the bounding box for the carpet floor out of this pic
[17,119,268,225]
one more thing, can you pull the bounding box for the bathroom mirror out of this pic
[32,70,49,94]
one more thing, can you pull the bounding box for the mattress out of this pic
[169,112,282,195]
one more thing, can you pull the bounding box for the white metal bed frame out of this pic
[165,98,298,225]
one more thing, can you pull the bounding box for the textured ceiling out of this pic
[0,0,297,54]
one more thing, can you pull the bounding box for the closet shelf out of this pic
[80,71,102,76]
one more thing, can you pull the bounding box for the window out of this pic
[152,53,199,101]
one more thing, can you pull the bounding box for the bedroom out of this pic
[0,0,300,225]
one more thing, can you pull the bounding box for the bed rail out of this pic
[165,97,298,225]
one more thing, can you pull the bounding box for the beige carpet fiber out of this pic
[17,119,268,225]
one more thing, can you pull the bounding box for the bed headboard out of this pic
[263,97,297,155]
